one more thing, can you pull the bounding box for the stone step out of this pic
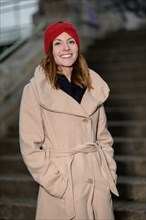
[113,200,146,220]
[6,123,19,138]
[0,138,20,155]
[0,173,145,202]
[84,50,146,64]
[88,46,146,60]
[89,62,146,75]
[112,28,146,37]
[0,155,27,174]
[6,129,19,138]
[0,197,36,220]
[115,155,146,177]
[0,153,145,177]
[0,135,145,158]
[89,36,146,49]
[89,58,146,68]
[108,81,146,94]
[106,93,145,106]
[89,57,146,67]
[113,137,146,156]
[101,71,146,82]
[90,29,146,46]
[105,106,145,121]
[86,46,146,63]
[0,174,38,198]
[108,120,146,137]
[0,197,145,220]
[117,176,146,202]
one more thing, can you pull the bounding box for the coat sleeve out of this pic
[97,104,117,183]
[19,83,68,198]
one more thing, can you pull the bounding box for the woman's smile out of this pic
[60,53,72,58]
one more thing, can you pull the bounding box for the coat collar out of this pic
[31,66,109,117]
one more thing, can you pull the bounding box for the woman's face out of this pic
[52,32,78,71]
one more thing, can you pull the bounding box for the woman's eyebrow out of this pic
[54,39,62,42]
[54,37,74,42]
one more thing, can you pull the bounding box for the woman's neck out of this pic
[58,66,73,82]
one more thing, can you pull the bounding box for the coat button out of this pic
[82,118,88,122]
[88,178,94,184]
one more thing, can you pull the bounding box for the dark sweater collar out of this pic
[57,74,86,103]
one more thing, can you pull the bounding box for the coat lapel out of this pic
[31,66,109,117]
[81,69,110,115]
[43,86,89,117]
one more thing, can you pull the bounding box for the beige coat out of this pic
[19,66,119,220]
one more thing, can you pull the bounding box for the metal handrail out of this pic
[0,23,46,62]
[0,22,47,137]
[0,22,46,105]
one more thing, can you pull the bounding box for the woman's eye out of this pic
[69,40,75,44]
[54,42,61,46]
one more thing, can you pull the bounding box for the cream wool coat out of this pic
[19,66,119,220]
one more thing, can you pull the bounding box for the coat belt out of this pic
[47,142,119,219]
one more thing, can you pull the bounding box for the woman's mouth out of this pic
[60,54,72,58]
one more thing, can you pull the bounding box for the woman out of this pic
[19,21,119,220]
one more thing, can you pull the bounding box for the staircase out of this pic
[0,128,38,219]
[0,29,146,220]
[85,28,146,220]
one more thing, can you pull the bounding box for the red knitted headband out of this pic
[44,22,80,55]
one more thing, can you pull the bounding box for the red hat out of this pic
[44,22,80,55]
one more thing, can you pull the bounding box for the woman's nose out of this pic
[63,42,70,50]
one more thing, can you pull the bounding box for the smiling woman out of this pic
[19,21,119,220]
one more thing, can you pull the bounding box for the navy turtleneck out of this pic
[57,74,86,103]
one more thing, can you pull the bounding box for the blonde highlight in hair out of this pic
[40,49,92,90]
